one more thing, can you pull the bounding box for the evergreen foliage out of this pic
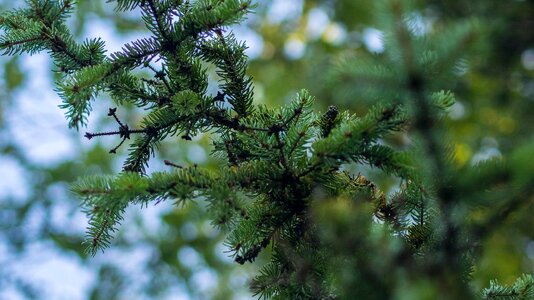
[482,274,534,300]
[2,0,534,299]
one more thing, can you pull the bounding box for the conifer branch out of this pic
[5,1,532,299]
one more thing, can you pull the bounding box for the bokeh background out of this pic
[1,0,533,299]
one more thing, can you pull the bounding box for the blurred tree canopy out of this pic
[0,0,533,299]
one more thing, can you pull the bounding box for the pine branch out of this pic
[483,274,534,300]
[5,1,531,299]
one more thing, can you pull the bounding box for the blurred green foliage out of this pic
[0,0,533,299]
[248,0,534,293]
